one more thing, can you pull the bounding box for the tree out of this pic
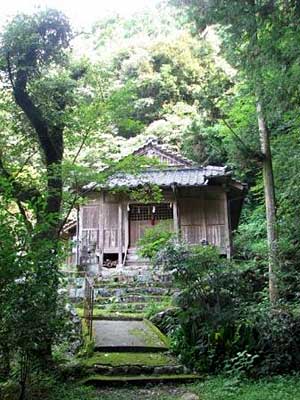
[86,5,230,141]
[0,9,73,240]
[0,11,83,392]
[173,0,300,303]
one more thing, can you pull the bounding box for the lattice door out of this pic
[129,203,173,247]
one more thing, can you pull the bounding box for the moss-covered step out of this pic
[76,308,145,320]
[94,302,148,311]
[94,294,169,303]
[80,351,186,375]
[93,319,169,352]
[81,351,177,367]
[93,283,173,292]
[82,373,201,385]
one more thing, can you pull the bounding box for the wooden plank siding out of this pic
[81,204,100,248]
[79,187,231,264]
[204,192,226,254]
[103,201,119,251]
[180,190,228,255]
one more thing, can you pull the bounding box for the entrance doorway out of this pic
[129,203,173,247]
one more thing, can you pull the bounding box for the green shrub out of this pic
[155,239,300,376]
[144,297,172,319]
[137,221,174,260]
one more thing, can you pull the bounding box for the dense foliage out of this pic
[153,241,300,376]
[137,222,174,260]
[2,0,300,397]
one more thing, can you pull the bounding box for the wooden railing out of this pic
[83,276,94,340]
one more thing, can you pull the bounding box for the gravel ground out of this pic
[95,383,191,400]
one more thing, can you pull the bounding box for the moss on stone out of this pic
[128,325,166,348]
[76,308,144,320]
[81,352,177,367]
[143,319,170,347]
[82,373,201,384]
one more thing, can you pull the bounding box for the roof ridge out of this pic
[132,137,196,166]
[111,164,228,174]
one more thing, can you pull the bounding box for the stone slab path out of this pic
[93,320,168,351]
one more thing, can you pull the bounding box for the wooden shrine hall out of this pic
[72,139,246,275]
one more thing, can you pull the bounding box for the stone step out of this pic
[127,247,137,254]
[80,321,201,386]
[92,363,185,375]
[93,319,169,352]
[124,261,151,267]
[69,284,174,301]
[94,302,148,311]
[82,373,201,385]
[126,253,150,263]
[118,269,153,280]
[94,286,172,296]
[94,294,168,303]
[76,307,145,320]
[82,351,187,377]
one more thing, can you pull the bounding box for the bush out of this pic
[137,221,174,260]
[154,239,300,376]
[247,306,300,376]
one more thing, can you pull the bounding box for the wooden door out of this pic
[129,205,152,247]
[129,203,173,247]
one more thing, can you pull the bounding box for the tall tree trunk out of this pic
[256,99,279,304]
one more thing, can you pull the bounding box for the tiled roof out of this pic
[102,165,229,189]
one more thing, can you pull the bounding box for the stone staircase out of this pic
[125,247,149,266]
[70,259,200,385]
[118,247,152,282]
[81,319,200,385]
[116,247,172,285]
[91,280,174,318]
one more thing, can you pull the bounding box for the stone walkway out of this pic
[93,320,168,351]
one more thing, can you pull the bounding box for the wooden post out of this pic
[172,184,179,237]
[76,206,80,266]
[173,200,179,235]
[124,203,129,250]
[202,192,208,243]
[99,192,104,266]
[118,202,123,267]
[223,191,231,259]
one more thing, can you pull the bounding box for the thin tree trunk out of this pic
[0,345,10,379]
[256,99,279,304]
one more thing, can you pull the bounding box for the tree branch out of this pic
[16,199,33,233]
[57,192,79,237]
[0,155,41,203]
[72,127,92,165]
[221,117,264,162]
[14,151,38,179]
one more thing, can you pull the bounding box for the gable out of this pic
[133,140,194,167]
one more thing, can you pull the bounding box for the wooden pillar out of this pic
[173,200,179,235]
[118,202,123,267]
[99,192,104,266]
[223,191,232,259]
[124,203,129,250]
[202,192,208,243]
[75,206,80,266]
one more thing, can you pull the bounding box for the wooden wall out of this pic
[180,190,229,255]
[79,187,231,264]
